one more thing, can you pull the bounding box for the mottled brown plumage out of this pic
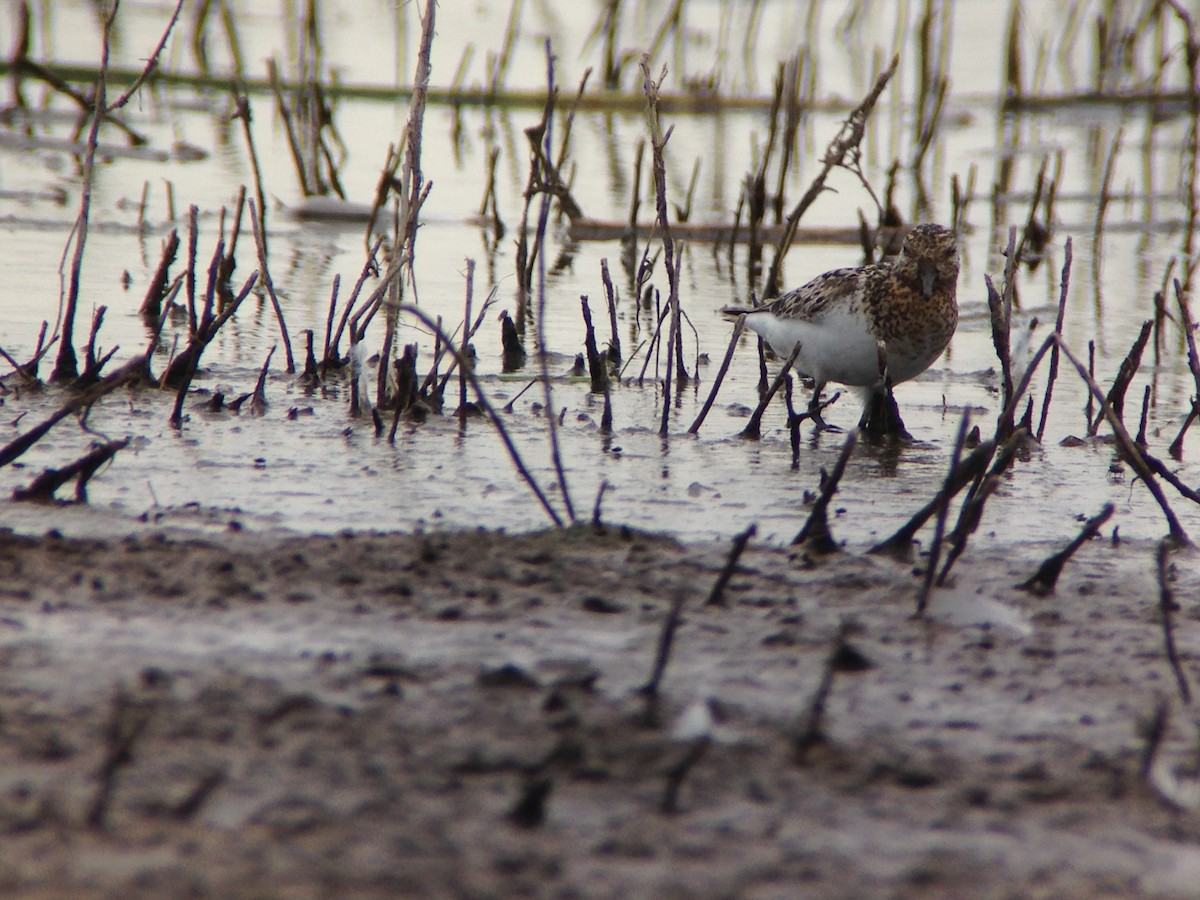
[725,224,959,428]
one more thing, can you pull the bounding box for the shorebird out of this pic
[725,223,959,431]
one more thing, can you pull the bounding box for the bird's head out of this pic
[898,224,960,299]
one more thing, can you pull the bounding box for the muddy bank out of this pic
[0,524,1197,897]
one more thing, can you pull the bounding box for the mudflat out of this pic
[0,523,1196,898]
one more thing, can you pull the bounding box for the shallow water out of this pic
[1,0,1198,546]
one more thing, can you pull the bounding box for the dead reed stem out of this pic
[689,315,745,434]
[764,55,898,299]
[86,688,154,830]
[1036,237,1073,441]
[13,438,131,503]
[1055,335,1191,547]
[641,56,685,436]
[792,431,858,553]
[794,622,854,761]
[1156,540,1192,704]
[248,200,295,373]
[0,356,145,470]
[1018,503,1115,596]
[916,412,971,615]
[741,342,803,440]
[1087,320,1152,437]
[705,523,757,607]
[529,47,576,523]
[638,589,688,707]
[51,3,117,382]
[169,271,260,428]
[935,429,1025,586]
[458,260,475,428]
[399,304,564,528]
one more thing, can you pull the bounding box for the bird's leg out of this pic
[808,383,841,432]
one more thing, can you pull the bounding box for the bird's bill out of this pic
[918,259,937,298]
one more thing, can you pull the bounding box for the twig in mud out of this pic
[13,438,130,503]
[741,342,803,440]
[140,230,181,320]
[1139,699,1171,782]
[169,270,260,429]
[0,357,145,470]
[248,346,274,416]
[795,622,856,762]
[247,200,295,373]
[508,777,552,829]
[458,261,476,429]
[1055,336,1191,547]
[86,688,155,830]
[1169,278,1200,458]
[641,56,686,436]
[638,588,688,716]
[987,229,1019,437]
[1087,320,1152,437]
[689,315,744,434]
[580,296,609,393]
[793,432,857,554]
[400,304,564,528]
[936,429,1025,586]
[327,239,383,369]
[600,258,621,364]
[592,480,610,529]
[870,437,996,560]
[661,737,710,815]
[764,55,899,299]
[52,4,117,383]
[1017,503,1115,596]
[706,524,757,607]
[531,44,577,522]
[1157,541,1191,704]
[916,412,971,616]
[1036,237,1073,442]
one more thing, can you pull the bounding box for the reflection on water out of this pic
[0,1,1197,544]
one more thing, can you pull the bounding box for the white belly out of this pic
[744,310,882,387]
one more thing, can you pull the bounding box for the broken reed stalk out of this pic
[1170,278,1200,457]
[1055,335,1191,547]
[1017,503,1115,596]
[764,54,899,299]
[0,356,145,469]
[741,342,804,440]
[51,5,115,382]
[660,736,711,815]
[870,437,997,559]
[689,315,745,434]
[399,304,564,528]
[600,258,622,364]
[638,589,689,709]
[14,438,130,503]
[140,230,180,319]
[705,523,758,607]
[169,271,260,428]
[1036,237,1073,442]
[986,227,1019,436]
[794,623,852,761]
[248,200,295,373]
[232,92,270,261]
[49,1,183,381]
[1088,320,1152,437]
[1156,540,1192,704]
[580,296,608,393]
[916,412,971,616]
[86,688,155,830]
[532,44,577,523]
[641,56,685,436]
[935,428,1026,586]
[458,260,475,427]
[792,431,858,553]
